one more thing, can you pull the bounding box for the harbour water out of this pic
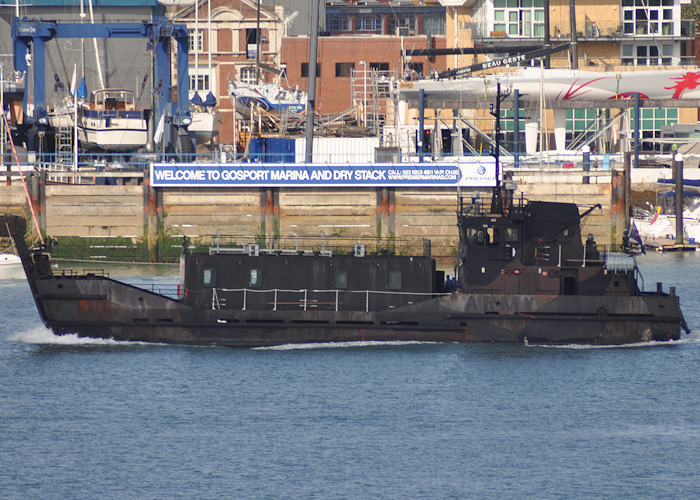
[1,254,699,499]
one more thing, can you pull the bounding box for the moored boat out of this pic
[0,252,23,280]
[1,188,690,346]
[229,80,306,115]
[78,89,148,152]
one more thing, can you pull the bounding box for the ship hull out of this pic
[36,276,682,347]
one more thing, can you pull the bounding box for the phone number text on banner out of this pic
[150,162,496,188]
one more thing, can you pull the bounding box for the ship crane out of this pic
[12,16,192,154]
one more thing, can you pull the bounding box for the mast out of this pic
[569,0,578,69]
[304,0,320,163]
[256,0,260,84]
[194,0,199,97]
[207,0,212,85]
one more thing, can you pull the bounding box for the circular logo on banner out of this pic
[477,165,486,175]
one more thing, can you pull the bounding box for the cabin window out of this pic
[249,269,262,288]
[562,276,577,295]
[335,270,348,290]
[203,268,216,287]
[389,270,402,291]
[488,228,498,245]
[505,227,518,242]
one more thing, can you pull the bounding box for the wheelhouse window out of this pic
[203,268,216,287]
[335,270,348,290]
[249,269,262,288]
[389,270,402,291]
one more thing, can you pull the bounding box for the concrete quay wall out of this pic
[1,171,632,261]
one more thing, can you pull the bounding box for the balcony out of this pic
[471,19,695,44]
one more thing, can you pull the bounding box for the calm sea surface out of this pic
[1,254,700,499]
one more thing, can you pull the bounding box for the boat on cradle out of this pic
[229,80,306,115]
[0,253,23,280]
[78,89,148,152]
[2,189,690,347]
[189,92,222,146]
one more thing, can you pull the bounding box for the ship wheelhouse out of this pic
[457,196,639,297]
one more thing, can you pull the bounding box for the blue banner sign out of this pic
[150,162,497,188]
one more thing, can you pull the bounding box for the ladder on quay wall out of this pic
[52,127,74,183]
[55,127,73,164]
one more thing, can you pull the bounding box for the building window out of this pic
[240,67,257,84]
[629,107,678,151]
[335,62,355,78]
[423,13,446,35]
[566,108,599,147]
[246,28,259,59]
[622,43,673,66]
[405,62,424,78]
[301,62,321,78]
[493,0,545,37]
[369,62,390,73]
[189,29,203,53]
[388,14,416,36]
[356,14,383,34]
[327,13,351,32]
[189,73,210,92]
[622,0,674,36]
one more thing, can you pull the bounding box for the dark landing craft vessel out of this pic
[2,192,690,347]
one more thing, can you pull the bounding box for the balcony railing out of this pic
[472,19,695,41]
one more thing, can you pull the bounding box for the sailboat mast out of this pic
[569,0,578,69]
[207,0,212,80]
[256,0,260,85]
[194,0,199,90]
[88,0,105,89]
[304,0,320,163]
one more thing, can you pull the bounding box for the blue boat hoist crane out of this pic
[11,16,192,155]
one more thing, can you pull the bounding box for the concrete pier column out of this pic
[377,188,395,252]
[553,109,567,152]
[525,113,538,155]
[146,179,160,262]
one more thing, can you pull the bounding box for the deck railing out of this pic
[207,287,450,313]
